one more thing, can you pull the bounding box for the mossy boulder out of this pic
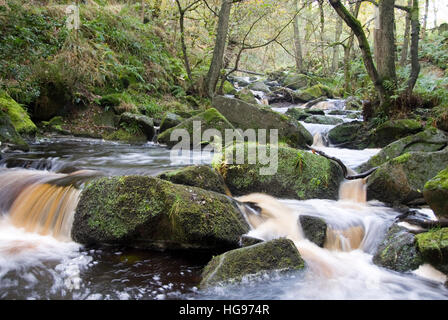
[159,112,184,133]
[99,94,121,108]
[299,215,327,247]
[239,235,264,247]
[215,143,344,200]
[416,228,448,275]
[286,108,312,121]
[199,238,305,288]
[158,165,228,195]
[299,84,334,101]
[283,73,309,90]
[72,175,250,250]
[358,128,448,172]
[424,167,448,218]
[235,88,257,104]
[0,109,29,151]
[344,96,362,110]
[303,115,343,125]
[367,147,448,205]
[372,224,423,272]
[119,112,155,140]
[222,80,237,95]
[157,108,239,148]
[0,91,37,135]
[432,104,448,132]
[248,81,271,93]
[328,121,370,149]
[212,96,313,149]
[370,119,424,148]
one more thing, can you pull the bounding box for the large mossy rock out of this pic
[303,115,343,125]
[358,128,448,172]
[200,238,305,288]
[235,88,258,104]
[372,224,423,272]
[0,109,29,151]
[215,143,344,200]
[119,112,155,140]
[416,228,448,275]
[283,73,309,90]
[212,96,313,149]
[369,119,423,148]
[367,147,448,205]
[0,91,37,135]
[158,165,228,195]
[72,176,250,250]
[248,81,271,93]
[328,121,370,149]
[424,167,448,218]
[299,215,327,247]
[159,112,184,133]
[157,108,239,148]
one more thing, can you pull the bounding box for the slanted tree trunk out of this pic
[400,0,412,66]
[204,0,232,98]
[328,0,387,108]
[293,0,304,72]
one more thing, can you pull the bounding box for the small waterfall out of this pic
[338,178,367,204]
[0,169,100,241]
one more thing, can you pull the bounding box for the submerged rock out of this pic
[212,96,313,149]
[423,167,448,218]
[367,147,448,205]
[373,224,423,272]
[72,176,250,250]
[215,143,344,200]
[157,108,239,148]
[358,128,448,172]
[299,215,327,247]
[158,165,228,195]
[200,238,305,288]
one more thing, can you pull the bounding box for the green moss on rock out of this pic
[200,238,305,288]
[0,109,29,151]
[0,90,37,135]
[416,228,448,272]
[72,175,250,250]
[424,167,448,217]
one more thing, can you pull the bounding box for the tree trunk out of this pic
[204,0,232,98]
[328,0,387,108]
[407,0,420,99]
[293,0,304,72]
[175,0,192,81]
[433,0,437,29]
[343,1,361,94]
[374,0,397,88]
[400,0,412,67]
[332,16,343,72]
[421,0,429,40]
[318,0,327,74]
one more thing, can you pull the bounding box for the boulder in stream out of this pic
[0,90,37,135]
[212,96,313,149]
[303,115,344,125]
[299,215,327,247]
[199,238,305,288]
[159,112,184,133]
[423,166,448,218]
[0,109,29,151]
[72,175,250,250]
[369,119,423,148]
[373,224,423,272]
[119,112,155,141]
[214,143,344,200]
[158,165,228,195]
[416,228,448,275]
[367,147,448,206]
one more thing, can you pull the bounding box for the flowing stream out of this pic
[0,102,447,300]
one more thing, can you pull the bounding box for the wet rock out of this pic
[158,165,228,195]
[328,121,370,149]
[0,109,29,151]
[283,73,309,90]
[215,143,344,200]
[416,228,448,275]
[212,96,313,149]
[72,175,250,250]
[299,215,327,247]
[424,167,448,218]
[373,224,423,272]
[159,112,183,133]
[248,81,271,93]
[304,115,343,125]
[235,87,258,104]
[0,90,37,135]
[239,235,264,247]
[305,108,326,115]
[286,108,311,121]
[370,119,423,148]
[157,108,239,148]
[367,147,448,206]
[200,238,305,288]
[359,128,448,172]
[119,112,155,140]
